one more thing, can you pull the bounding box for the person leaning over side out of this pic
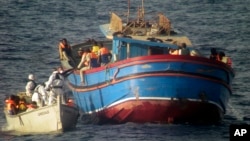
[45,67,66,105]
[32,82,48,107]
[58,38,72,60]
[25,74,37,97]
[58,38,76,66]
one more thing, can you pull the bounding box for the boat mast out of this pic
[127,0,130,24]
[137,0,144,22]
[141,0,144,21]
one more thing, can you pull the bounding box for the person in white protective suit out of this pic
[32,83,48,107]
[45,67,66,105]
[25,74,37,97]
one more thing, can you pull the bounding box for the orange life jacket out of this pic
[89,52,98,59]
[59,42,71,55]
[169,49,179,55]
[27,104,37,109]
[5,99,17,115]
[59,42,66,49]
[99,47,110,55]
[89,52,100,68]
[99,47,112,65]
[67,99,74,107]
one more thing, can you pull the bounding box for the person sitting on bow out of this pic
[77,48,99,85]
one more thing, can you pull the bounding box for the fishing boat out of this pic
[3,94,79,134]
[60,1,235,124]
[61,39,235,124]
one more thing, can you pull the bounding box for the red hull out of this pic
[95,99,223,124]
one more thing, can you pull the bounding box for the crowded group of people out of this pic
[67,40,112,85]
[168,41,232,66]
[209,48,232,67]
[5,38,113,115]
[169,42,191,56]
[58,38,112,85]
[5,37,233,115]
[168,41,207,57]
[5,66,69,115]
[76,41,112,85]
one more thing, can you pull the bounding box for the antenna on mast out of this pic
[137,0,144,22]
[142,0,144,20]
[127,0,130,24]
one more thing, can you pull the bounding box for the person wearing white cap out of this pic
[25,74,37,97]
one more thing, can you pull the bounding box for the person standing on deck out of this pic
[45,67,66,105]
[58,38,75,67]
[98,42,112,66]
[25,74,37,97]
[92,41,99,56]
[178,43,190,55]
[32,83,48,107]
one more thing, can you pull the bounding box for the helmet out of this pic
[28,74,35,80]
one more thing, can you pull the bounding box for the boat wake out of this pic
[226,103,244,121]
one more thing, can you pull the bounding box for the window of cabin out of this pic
[118,42,170,60]
[149,46,169,55]
[119,42,148,60]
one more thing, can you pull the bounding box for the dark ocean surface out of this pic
[0,0,250,140]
